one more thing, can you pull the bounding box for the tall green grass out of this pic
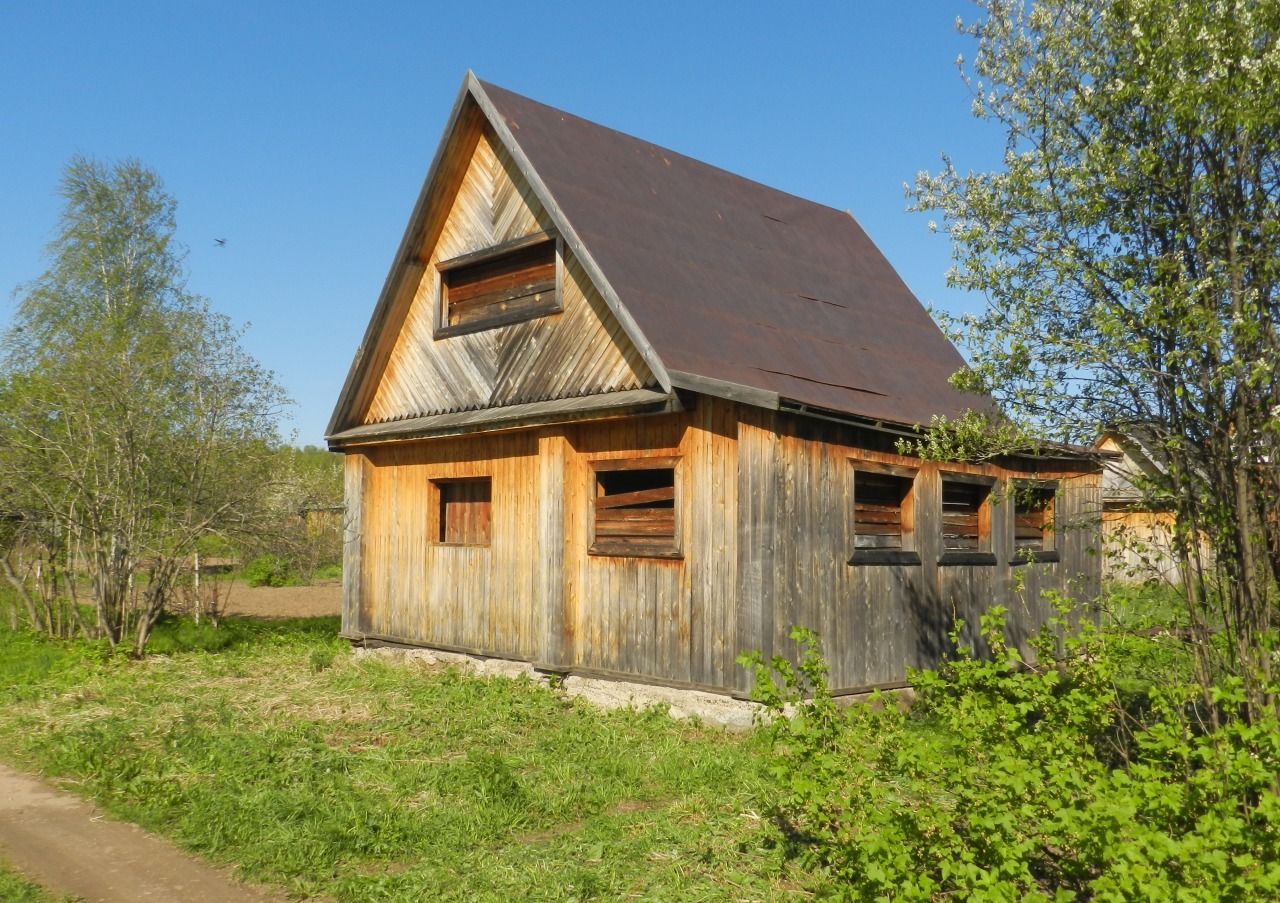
[0,619,798,902]
[1097,581,1203,691]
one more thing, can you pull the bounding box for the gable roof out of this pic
[327,73,990,439]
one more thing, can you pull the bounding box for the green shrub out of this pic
[242,554,298,588]
[311,562,342,582]
[0,860,70,903]
[743,614,1280,901]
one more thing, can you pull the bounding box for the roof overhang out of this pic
[327,388,679,449]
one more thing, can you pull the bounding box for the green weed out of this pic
[0,859,76,903]
[311,563,343,582]
[744,614,1280,901]
[241,554,300,588]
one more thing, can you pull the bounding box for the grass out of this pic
[0,617,803,902]
[0,587,1195,901]
[0,859,76,903]
[1097,580,1198,689]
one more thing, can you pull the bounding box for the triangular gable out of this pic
[327,74,669,437]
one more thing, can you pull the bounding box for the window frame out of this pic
[848,461,921,566]
[938,471,997,566]
[429,476,493,547]
[588,456,682,560]
[434,231,563,338]
[1010,480,1060,565]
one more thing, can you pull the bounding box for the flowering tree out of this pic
[914,0,1280,717]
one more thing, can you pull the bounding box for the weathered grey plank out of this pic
[341,453,364,636]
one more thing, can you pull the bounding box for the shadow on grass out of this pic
[145,614,342,655]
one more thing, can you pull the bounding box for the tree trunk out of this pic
[1,554,44,632]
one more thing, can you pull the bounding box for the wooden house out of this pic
[1096,432,1209,584]
[326,73,1101,696]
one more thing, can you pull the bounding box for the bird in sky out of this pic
[214,238,227,247]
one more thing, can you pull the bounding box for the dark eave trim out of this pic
[327,388,678,448]
[668,370,780,411]
[435,229,556,272]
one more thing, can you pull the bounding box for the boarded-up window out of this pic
[941,478,991,552]
[434,478,491,545]
[1014,483,1056,554]
[853,470,913,550]
[591,459,678,558]
[439,236,557,333]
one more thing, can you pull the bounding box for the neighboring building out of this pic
[1097,432,1204,583]
[326,73,1101,696]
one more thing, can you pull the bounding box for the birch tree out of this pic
[0,156,289,654]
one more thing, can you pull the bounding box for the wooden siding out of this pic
[1103,510,1190,582]
[733,408,1101,692]
[354,434,540,659]
[341,452,366,637]
[346,397,1102,693]
[562,416,689,681]
[359,123,652,426]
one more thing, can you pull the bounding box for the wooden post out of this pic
[193,549,202,625]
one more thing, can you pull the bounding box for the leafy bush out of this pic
[743,613,1280,900]
[242,554,298,588]
[311,562,342,582]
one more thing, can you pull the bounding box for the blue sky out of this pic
[1,1,1005,446]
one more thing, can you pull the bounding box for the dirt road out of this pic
[0,763,287,902]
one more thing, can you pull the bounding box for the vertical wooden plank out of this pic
[686,402,709,685]
[735,409,777,693]
[341,452,364,636]
[538,429,566,664]
[713,399,740,688]
[688,397,740,688]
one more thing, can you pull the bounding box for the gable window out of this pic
[849,464,920,565]
[432,477,492,545]
[940,474,995,565]
[436,233,559,336]
[1012,482,1058,563]
[590,458,679,559]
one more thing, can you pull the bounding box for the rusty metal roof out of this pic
[480,80,991,428]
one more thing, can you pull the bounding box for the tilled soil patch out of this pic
[218,581,341,619]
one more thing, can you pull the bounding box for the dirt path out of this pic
[0,763,287,903]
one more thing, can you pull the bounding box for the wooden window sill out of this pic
[849,550,921,566]
[431,542,490,549]
[589,545,682,560]
[435,303,561,339]
[938,551,997,566]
